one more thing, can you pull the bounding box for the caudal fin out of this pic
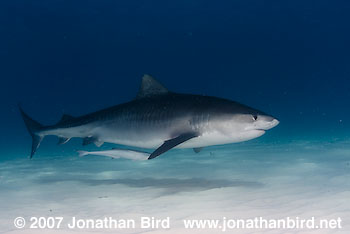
[19,105,45,158]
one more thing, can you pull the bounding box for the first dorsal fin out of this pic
[59,114,75,123]
[136,74,169,99]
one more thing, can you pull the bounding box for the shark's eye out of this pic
[252,115,258,121]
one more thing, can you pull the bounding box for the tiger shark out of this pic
[20,75,279,160]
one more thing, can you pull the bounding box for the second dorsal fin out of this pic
[59,114,75,123]
[136,74,169,99]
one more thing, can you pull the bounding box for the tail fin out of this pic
[77,150,88,157]
[19,105,44,158]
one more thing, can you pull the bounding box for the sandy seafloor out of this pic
[0,139,349,234]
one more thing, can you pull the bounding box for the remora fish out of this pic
[77,148,150,161]
[20,75,279,160]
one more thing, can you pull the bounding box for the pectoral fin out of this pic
[148,132,198,160]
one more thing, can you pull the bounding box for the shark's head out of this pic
[206,100,279,144]
[238,112,280,131]
[228,107,279,142]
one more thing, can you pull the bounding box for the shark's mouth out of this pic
[245,129,266,136]
[256,130,266,134]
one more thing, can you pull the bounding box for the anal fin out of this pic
[94,140,104,147]
[83,136,103,147]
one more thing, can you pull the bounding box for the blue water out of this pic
[0,1,349,233]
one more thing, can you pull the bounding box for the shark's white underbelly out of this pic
[44,119,265,150]
[93,125,265,149]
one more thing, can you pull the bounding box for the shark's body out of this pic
[20,75,279,159]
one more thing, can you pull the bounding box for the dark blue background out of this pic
[1,0,349,153]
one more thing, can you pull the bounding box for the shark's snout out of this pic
[257,115,279,130]
[244,114,279,131]
[265,118,279,130]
